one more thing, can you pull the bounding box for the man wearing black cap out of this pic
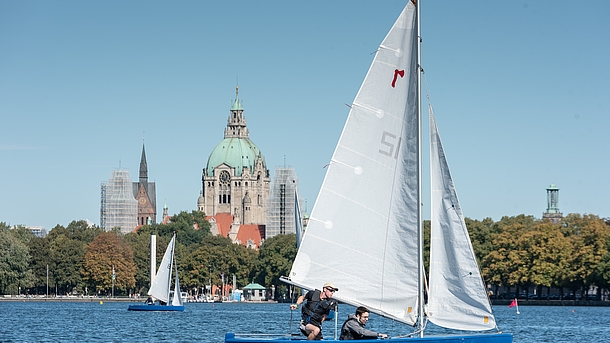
[290,282,338,340]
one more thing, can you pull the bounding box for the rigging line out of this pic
[423,72,433,107]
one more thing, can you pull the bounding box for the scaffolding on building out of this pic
[100,169,138,233]
[266,166,303,239]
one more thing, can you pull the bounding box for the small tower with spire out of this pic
[224,86,249,139]
[542,183,563,224]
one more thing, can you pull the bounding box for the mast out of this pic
[167,233,175,301]
[150,233,156,287]
[416,0,425,336]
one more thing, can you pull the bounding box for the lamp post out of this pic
[46,264,49,298]
[111,265,115,298]
[208,265,212,301]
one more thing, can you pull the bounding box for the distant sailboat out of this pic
[226,1,510,342]
[128,233,184,312]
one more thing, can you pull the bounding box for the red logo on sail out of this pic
[392,69,405,88]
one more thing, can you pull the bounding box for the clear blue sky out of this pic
[1,1,609,231]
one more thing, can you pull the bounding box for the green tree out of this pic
[82,232,136,294]
[465,217,496,264]
[124,231,155,294]
[182,235,257,295]
[139,211,211,249]
[523,221,571,298]
[253,234,297,299]
[49,234,85,295]
[47,220,103,244]
[27,236,51,295]
[561,214,610,298]
[482,222,528,295]
[596,234,610,289]
[0,225,35,295]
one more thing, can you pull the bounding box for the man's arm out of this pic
[290,294,307,310]
[344,320,384,339]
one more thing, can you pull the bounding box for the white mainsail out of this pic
[427,105,496,330]
[148,234,176,303]
[288,2,420,325]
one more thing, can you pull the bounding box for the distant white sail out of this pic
[288,2,420,325]
[172,260,183,306]
[427,105,496,330]
[148,235,175,303]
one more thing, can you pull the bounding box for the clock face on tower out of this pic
[219,171,230,184]
[139,197,146,205]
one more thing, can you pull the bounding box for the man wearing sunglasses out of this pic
[340,306,388,340]
[290,282,338,340]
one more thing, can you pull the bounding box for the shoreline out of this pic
[491,299,610,307]
[2,297,609,306]
[0,297,279,304]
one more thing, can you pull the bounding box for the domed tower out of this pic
[198,87,271,226]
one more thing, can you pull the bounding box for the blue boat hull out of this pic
[224,332,512,343]
[127,304,184,311]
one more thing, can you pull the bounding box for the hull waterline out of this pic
[127,304,184,312]
[225,332,512,343]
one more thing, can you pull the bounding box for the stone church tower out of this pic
[198,87,270,227]
[133,144,156,226]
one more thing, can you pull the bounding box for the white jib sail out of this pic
[288,2,420,325]
[427,105,496,330]
[148,234,175,303]
[172,257,183,306]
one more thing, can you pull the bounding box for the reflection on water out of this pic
[0,301,608,342]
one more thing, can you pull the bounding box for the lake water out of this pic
[1,301,608,342]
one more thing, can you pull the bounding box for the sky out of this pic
[1,1,609,232]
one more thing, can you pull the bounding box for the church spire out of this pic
[224,86,249,138]
[139,142,148,184]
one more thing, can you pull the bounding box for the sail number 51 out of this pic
[379,131,401,159]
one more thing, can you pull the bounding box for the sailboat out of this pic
[128,233,185,312]
[226,1,510,341]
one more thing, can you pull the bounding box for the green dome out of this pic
[206,137,265,177]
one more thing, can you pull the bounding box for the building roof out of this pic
[236,224,263,248]
[206,137,264,177]
[243,283,266,290]
[208,213,233,237]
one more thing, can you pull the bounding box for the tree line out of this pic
[0,211,297,299]
[1,212,609,300]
